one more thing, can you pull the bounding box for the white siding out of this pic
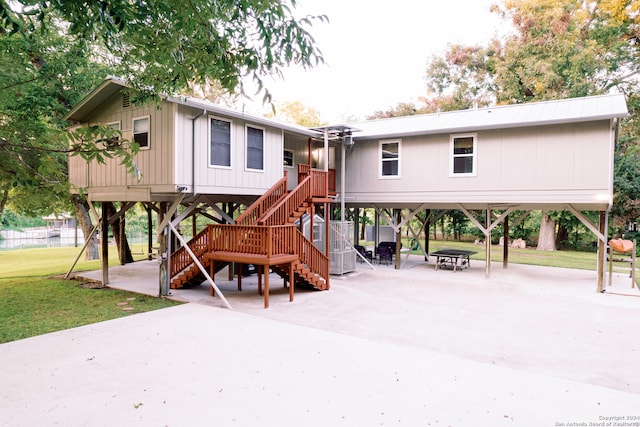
[343,121,614,209]
[192,111,284,195]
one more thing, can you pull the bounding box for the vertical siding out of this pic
[193,114,284,195]
[344,121,612,204]
[284,133,309,189]
[81,94,176,192]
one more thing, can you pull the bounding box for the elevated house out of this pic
[65,77,628,305]
[332,93,628,286]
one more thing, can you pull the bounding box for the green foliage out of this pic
[1,0,326,103]
[0,210,45,230]
[1,0,326,222]
[420,0,640,234]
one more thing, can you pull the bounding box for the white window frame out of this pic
[450,133,477,177]
[378,139,401,179]
[208,115,233,169]
[132,116,150,150]
[245,124,265,172]
[283,149,294,168]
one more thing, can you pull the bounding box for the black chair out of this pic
[354,245,373,263]
[377,245,393,265]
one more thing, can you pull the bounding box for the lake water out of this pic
[0,228,85,250]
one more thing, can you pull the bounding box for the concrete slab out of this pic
[2,256,639,426]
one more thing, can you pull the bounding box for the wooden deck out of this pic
[169,165,332,307]
[204,252,298,308]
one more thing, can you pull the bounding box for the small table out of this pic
[430,249,477,272]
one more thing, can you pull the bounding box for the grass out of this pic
[0,245,181,344]
[0,239,629,344]
[421,239,601,270]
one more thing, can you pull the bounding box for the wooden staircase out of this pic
[169,166,331,291]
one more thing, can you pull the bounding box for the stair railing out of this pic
[259,174,313,226]
[170,226,210,277]
[236,171,289,225]
[294,228,329,288]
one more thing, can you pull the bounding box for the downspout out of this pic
[191,109,206,195]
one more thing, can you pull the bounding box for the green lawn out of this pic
[0,245,181,343]
[420,239,601,270]
[0,239,627,344]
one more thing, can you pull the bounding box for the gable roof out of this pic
[64,76,319,138]
[345,93,629,141]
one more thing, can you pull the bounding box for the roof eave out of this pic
[353,113,629,141]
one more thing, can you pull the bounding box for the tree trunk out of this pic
[71,195,99,260]
[537,213,557,251]
[556,222,569,249]
[104,202,134,264]
[360,210,367,241]
[0,188,8,217]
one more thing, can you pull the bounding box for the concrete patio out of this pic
[1,255,639,426]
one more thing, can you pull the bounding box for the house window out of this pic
[210,117,231,168]
[246,125,264,171]
[132,116,150,149]
[283,149,294,168]
[379,139,401,178]
[450,134,477,176]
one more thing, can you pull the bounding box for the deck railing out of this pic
[170,223,328,287]
[206,224,296,257]
[236,171,289,225]
[298,164,334,195]
[170,226,210,277]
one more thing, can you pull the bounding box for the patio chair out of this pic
[377,245,393,266]
[354,245,373,263]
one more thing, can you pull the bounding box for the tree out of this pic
[422,0,640,249]
[1,0,326,102]
[1,0,326,258]
[266,100,325,127]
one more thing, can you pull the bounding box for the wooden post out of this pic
[158,202,169,297]
[632,240,637,289]
[503,214,509,269]
[101,203,109,286]
[119,213,126,265]
[597,211,605,293]
[147,204,153,259]
[264,266,270,309]
[395,209,402,270]
[289,262,294,302]
[486,209,491,278]
[424,209,430,261]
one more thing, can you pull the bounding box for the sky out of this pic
[245,0,509,123]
